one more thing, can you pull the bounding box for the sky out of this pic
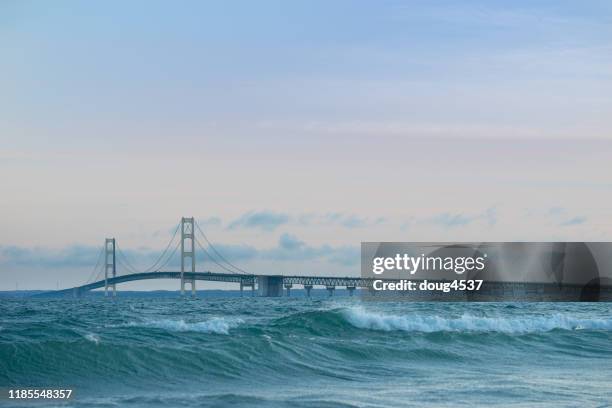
[1,0,611,290]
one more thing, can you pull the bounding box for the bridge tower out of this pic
[104,238,116,297]
[180,217,196,296]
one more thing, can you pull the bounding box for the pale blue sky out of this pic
[1,1,611,289]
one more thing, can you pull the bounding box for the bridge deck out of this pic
[53,271,375,296]
[50,271,611,298]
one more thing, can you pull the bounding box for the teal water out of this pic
[1,298,611,407]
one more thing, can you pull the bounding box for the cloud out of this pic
[0,245,102,268]
[0,234,360,274]
[560,216,587,226]
[339,215,369,228]
[278,233,305,250]
[225,211,384,231]
[393,4,579,29]
[530,207,588,227]
[260,236,359,266]
[198,216,222,228]
[427,207,497,228]
[298,212,385,229]
[429,213,475,227]
[326,246,360,266]
[227,211,289,231]
[199,234,359,267]
[547,207,565,216]
[199,243,258,262]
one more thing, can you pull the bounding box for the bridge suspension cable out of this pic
[85,246,105,284]
[194,236,246,274]
[92,265,105,284]
[100,222,182,275]
[143,222,181,272]
[151,239,181,271]
[195,220,250,274]
[85,219,249,281]
[115,243,140,275]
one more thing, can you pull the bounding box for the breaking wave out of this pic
[341,307,612,333]
[127,317,244,334]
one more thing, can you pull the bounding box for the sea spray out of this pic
[122,317,244,334]
[340,306,612,333]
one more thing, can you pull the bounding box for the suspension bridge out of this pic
[56,217,370,298]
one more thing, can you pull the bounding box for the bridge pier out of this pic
[181,278,196,297]
[258,276,283,297]
[284,283,293,297]
[326,285,335,297]
[347,286,356,296]
[240,280,256,297]
[304,285,313,297]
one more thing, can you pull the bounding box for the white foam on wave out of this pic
[134,317,244,335]
[84,333,100,344]
[341,307,612,334]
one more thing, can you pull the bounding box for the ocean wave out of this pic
[127,317,244,334]
[84,333,100,344]
[341,307,612,334]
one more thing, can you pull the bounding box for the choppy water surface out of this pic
[1,298,611,407]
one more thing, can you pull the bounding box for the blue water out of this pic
[1,298,611,407]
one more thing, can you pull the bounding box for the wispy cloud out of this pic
[198,216,222,228]
[392,4,582,28]
[0,245,102,268]
[560,216,587,226]
[224,211,385,231]
[339,215,385,228]
[199,234,359,267]
[278,233,305,250]
[530,207,588,227]
[227,211,289,231]
[198,243,258,263]
[297,212,385,229]
[547,207,565,216]
[260,235,359,266]
[256,119,567,140]
[426,207,497,229]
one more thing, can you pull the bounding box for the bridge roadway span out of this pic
[54,272,612,299]
[58,271,373,297]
